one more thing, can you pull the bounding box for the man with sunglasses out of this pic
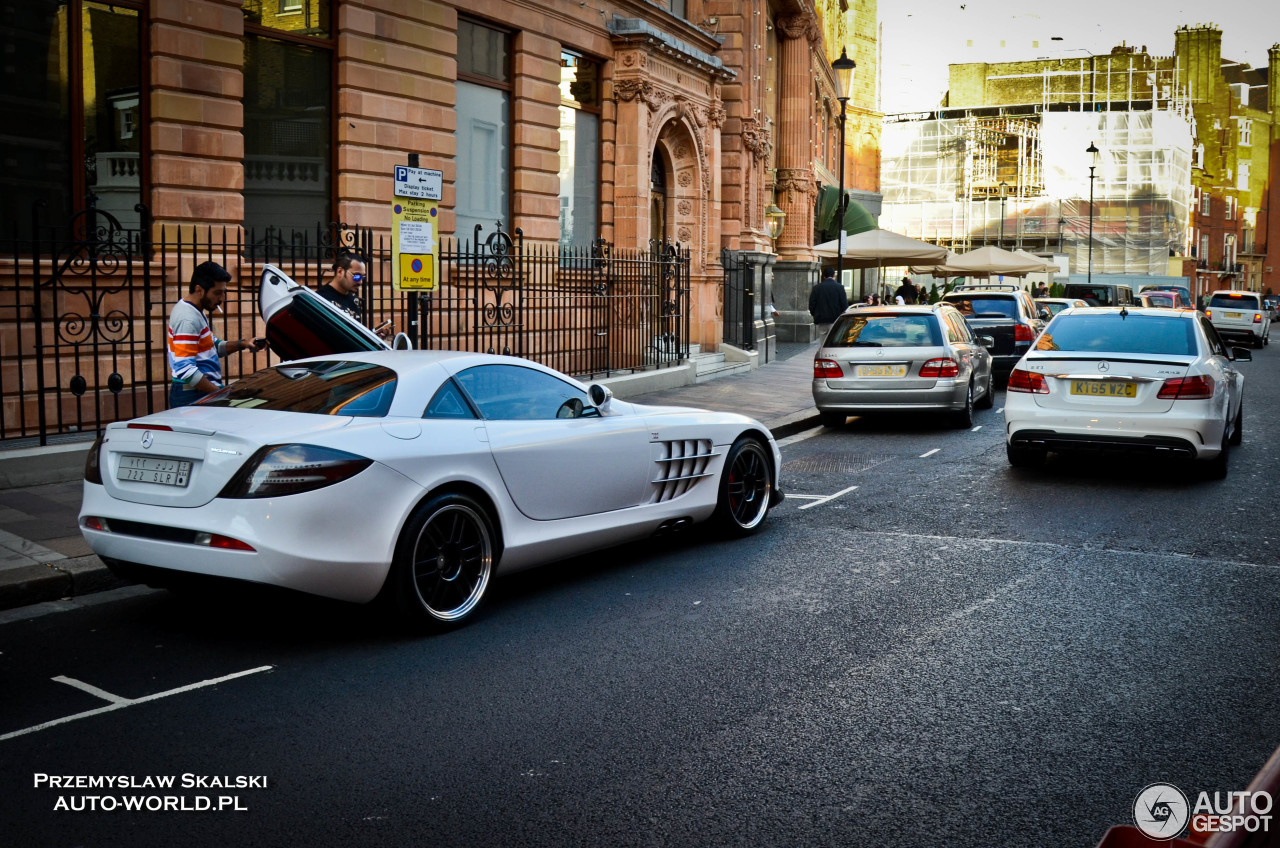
[317,252,393,339]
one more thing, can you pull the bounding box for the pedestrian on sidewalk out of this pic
[318,252,393,339]
[809,266,848,339]
[167,261,265,408]
[894,276,919,304]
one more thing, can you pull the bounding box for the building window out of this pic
[1,1,146,239]
[1199,234,1210,263]
[558,51,600,251]
[668,0,687,18]
[456,19,511,242]
[1200,193,1212,216]
[1238,161,1250,191]
[1240,119,1252,146]
[1192,143,1204,169]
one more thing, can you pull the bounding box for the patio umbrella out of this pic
[909,250,964,277]
[946,245,1046,277]
[1011,249,1059,274]
[812,228,948,268]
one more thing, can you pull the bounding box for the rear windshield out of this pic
[825,313,943,347]
[1209,293,1261,309]
[1143,295,1175,307]
[197,361,397,417]
[1035,314,1197,356]
[1066,286,1126,306]
[943,295,1019,319]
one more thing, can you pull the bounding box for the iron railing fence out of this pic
[0,208,690,445]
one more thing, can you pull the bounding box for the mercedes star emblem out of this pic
[141,430,153,449]
[1097,361,1110,373]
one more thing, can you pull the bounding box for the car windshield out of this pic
[1035,314,1197,356]
[1066,287,1122,306]
[1144,295,1175,307]
[197,360,397,417]
[943,295,1018,319]
[1209,293,1260,309]
[825,313,943,347]
[1040,301,1069,316]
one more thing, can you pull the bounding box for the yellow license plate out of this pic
[856,364,907,377]
[1225,312,1242,318]
[1070,380,1137,398]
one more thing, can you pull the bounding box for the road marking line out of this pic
[778,426,824,447]
[798,485,858,510]
[920,448,940,458]
[996,407,1004,413]
[970,425,982,432]
[0,666,273,742]
[787,494,825,500]
[53,676,129,705]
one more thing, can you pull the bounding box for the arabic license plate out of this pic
[1069,380,1137,398]
[117,455,192,487]
[1225,312,1242,319]
[856,364,907,377]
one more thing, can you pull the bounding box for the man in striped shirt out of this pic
[167,261,265,407]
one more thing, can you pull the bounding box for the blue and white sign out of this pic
[393,165,442,200]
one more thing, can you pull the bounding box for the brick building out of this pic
[2,0,881,354]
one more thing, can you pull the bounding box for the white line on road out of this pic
[53,675,129,704]
[920,448,940,458]
[798,485,858,510]
[778,426,825,447]
[996,407,1004,413]
[970,425,982,432]
[787,494,825,500]
[0,666,274,742]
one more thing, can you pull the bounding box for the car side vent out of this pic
[649,439,719,503]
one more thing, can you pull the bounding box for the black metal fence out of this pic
[721,248,757,350]
[0,207,690,445]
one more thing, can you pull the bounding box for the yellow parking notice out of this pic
[392,165,442,291]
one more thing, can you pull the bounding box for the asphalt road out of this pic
[2,345,1278,847]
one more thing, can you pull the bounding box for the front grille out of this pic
[647,439,718,503]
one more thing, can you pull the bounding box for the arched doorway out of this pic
[650,149,668,244]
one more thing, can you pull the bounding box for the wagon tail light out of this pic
[1007,368,1049,394]
[814,358,843,378]
[1205,309,1213,319]
[1014,324,1036,342]
[920,358,959,378]
[219,444,373,499]
[1157,375,1215,400]
[1255,313,1263,323]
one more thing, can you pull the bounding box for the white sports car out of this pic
[81,302,782,628]
[1004,306,1251,478]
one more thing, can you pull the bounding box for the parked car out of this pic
[1064,282,1136,307]
[1138,291,1186,309]
[1036,297,1091,316]
[1263,295,1280,321]
[942,283,1047,383]
[79,268,784,630]
[1205,289,1270,348]
[1004,307,1251,478]
[1140,283,1193,309]
[812,303,995,429]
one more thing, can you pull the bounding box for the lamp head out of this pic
[765,203,786,240]
[832,48,856,100]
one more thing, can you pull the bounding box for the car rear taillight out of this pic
[1014,324,1036,342]
[1205,309,1213,319]
[194,532,256,552]
[814,359,843,379]
[84,434,105,484]
[1157,375,1215,400]
[218,444,373,499]
[920,358,959,378]
[1254,313,1263,323]
[127,423,172,431]
[1007,368,1049,394]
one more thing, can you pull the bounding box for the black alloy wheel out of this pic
[390,493,496,628]
[713,437,773,536]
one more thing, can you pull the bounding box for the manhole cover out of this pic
[782,452,892,474]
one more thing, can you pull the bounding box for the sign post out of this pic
[391,164,442,293]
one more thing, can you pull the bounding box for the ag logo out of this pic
[1134,783,1189,839]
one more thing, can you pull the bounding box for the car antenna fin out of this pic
[1119,306,1128,319]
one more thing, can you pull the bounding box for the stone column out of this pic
[770,11,821,342]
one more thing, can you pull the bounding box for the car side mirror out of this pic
[978,335,996,349]
[1230,347,1253,362]
[588,383,613,413]
[391,331,414,350]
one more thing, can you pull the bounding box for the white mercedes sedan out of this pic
[80,352,782,628]
[1004,307,1251,478]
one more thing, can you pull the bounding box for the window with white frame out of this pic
[1200,192,1212,216]
[1199,234,1210,263]
[1240,119,1252,146]
[1192,143,1204,169]
[456,19,511,243]
[557,50,600,251]
[1238,161,1250,191]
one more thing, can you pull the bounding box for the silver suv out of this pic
[1207,290,1270,348]
[813,303,995,429]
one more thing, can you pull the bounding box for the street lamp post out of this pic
[998,180,1008,246]
[1086,141,1099,285]
[831,48,856,286]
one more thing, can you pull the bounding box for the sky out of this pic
[879,0,1280,113]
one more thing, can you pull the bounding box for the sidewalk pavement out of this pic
[0,341,822,614]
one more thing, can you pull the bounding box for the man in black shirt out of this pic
[894,276,919,304]
[317,253,393,338]
[809,267,849,338]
